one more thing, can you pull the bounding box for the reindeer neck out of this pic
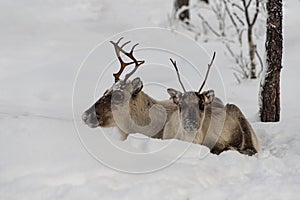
[128,91,156,126]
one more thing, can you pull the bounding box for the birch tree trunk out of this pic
[259,0,283,122]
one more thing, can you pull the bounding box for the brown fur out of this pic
[164,90,260,156]
[112,91,177,138]
[82,78,176,140]
[199,104,259,155]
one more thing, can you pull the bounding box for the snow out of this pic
[1,0,299,199]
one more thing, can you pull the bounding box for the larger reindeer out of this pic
[163,53,260,155]
[82,38,176,140]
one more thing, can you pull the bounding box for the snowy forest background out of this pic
[0,0,299,199]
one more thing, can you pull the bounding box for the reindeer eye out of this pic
[178,102,184,112]
[112,91,124,104]
[199,102,204,111]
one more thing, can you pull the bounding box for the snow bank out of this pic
[0,0,299,199]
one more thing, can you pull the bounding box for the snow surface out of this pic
[1,0,300,199]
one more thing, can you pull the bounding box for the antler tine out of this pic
[122,43,145,82]
[110,38,144,82]
[130,43,139,53]
[170,58,186,93]
[116,37,124,44]
[110,37,145,82]
[121,40,131,48]
[110,40,126,82]
[124,60,145,82]
[198,52,216,93]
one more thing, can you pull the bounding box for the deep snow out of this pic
[0,0,299,199]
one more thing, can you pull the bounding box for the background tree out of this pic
[194,0,264,81]
[174,0,190,23]
[242,0,260,79]
[174,0,209,24]
[259,0,283,122]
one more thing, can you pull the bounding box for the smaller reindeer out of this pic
[163,53,260,155]
[82,38,176,140]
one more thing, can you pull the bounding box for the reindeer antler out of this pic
[110,37,145,82]
[170,58,186,92]
[198,52,216,93]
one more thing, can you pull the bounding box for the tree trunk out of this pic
[174,0,190,23]
[247,27,257,79]
[259,0,283,122]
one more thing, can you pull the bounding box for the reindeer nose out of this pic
[82,110,99,128]
[184,125,197,133]
[82,112,88,122]
[183,120,199,133]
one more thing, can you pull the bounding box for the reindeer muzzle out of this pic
[82,110,99,128]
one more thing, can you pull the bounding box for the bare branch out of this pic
[246,0,253,9]
[224,0,239,35]
[231,1,245,12]
[238,28,245,44]
[194,0,262,81]
[242,0,251,26]
[251,0,260,26]
[224,0,245,45]
[255,45,264,77]
[233,72,241,84]
[225,44,248,78]
[231,67,245,76]
[233,11,245,26]
[198,14,221,37]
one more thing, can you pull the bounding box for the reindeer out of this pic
[82,38,177,140]
[163,53,260,155]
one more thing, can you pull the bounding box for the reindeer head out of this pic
[82,38,144,128]
[168,89,215,132]
[167,53,216,133]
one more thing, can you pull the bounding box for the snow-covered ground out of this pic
[1,0,299,199]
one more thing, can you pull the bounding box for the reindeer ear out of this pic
[167,88,181,104]
[131,77,143,95]
[202,90,215,104]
